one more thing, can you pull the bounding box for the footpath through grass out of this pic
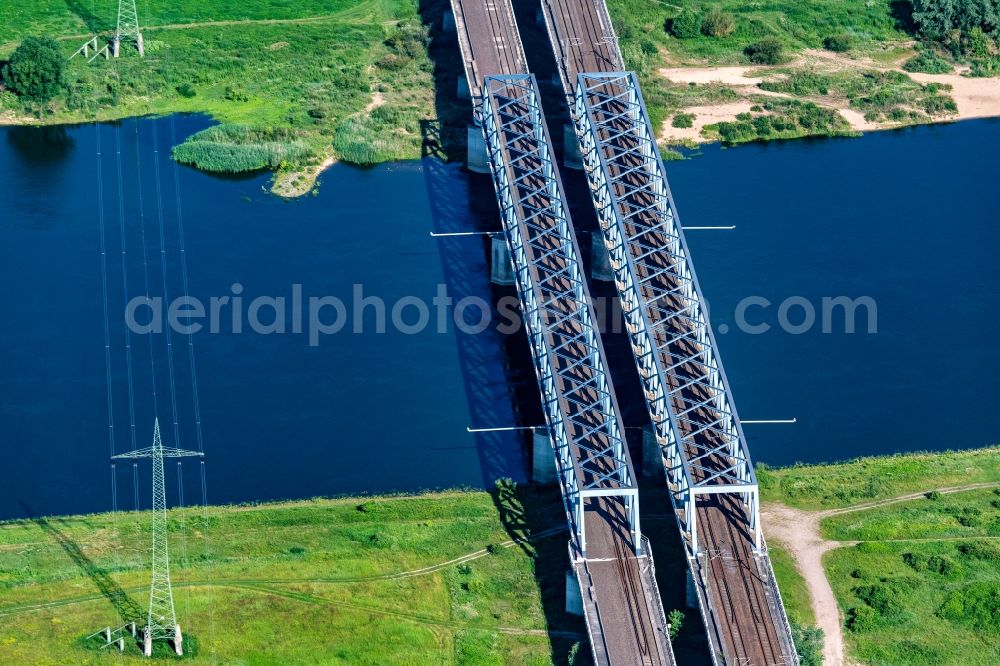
[0,487,581,665]
[760,446,1000,665]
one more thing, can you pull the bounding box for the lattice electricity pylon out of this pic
[113,0,144,57]
[481,73,640,560]
[572,71,760,556]
[112,418,201,656]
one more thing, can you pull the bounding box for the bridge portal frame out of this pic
[572,71,761,556]
[481,73,640,560]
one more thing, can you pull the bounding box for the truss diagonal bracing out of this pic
[481,74,639,559]
[573,71,760,554]
[573,71,799,664]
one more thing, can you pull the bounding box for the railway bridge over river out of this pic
[446,0,799,663]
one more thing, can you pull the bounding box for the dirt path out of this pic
[761,481,1000,666]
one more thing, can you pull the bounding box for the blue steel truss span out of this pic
[481,74,675,666]
[573,70,798,665]
[482,74,637,557]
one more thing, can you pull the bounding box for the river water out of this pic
[1,116,997,519]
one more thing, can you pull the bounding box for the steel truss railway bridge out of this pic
[448,0,798,663]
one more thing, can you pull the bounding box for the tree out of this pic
[670,9,702,39]
[2,37,65,102]
[913,0,1000,38]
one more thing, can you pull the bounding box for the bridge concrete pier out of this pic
[467,125,489,174]
[563,124,583,170]
[531,426,557,483]
[443,10,456,33]
[590,232,613,282]
[642,425,663,479]
[490,235,516,285]
[565,570,585,616]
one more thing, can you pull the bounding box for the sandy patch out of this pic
[908,71,1000,119]
[272,154,337,198]
[658,48,1000,144]
[660,101,754,143]
[659,65,768,87]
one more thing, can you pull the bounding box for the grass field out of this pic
[760,446,1000,665]
[0,487,581,664]
[758,446,1000,510]
[822,488,1000,665]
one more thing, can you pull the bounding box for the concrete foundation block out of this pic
[174,624,183,656]
[466,125,489,174]
[491,235,515,286]
[143,626,152,657]
[137,33,144,57]
[532,426,557,484]
[565,569,584,616]
[591,232,613,282]
[563,123,584,170]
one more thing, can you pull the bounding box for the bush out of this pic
[925,555,955,575]
[1,36,65,102]
[670,9,702,39]
[791,621,823,666]
[903,49,952,74]
[902,552,924,571]
[926,490,942,500]
[824,33,854,52]
[937,582,1000,633]
[855,583,904,618]
[288,546,306,555]
[701,9,736,38]
[958,540,1000,561]
[847,605,878,632]
[672,112,695,128]
[667,609,684,640]
[745,38,784,65]
[176,83,197,98]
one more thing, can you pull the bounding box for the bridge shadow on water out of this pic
[418,1,590,662]
[20,502,144,627]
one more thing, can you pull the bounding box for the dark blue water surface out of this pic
[1,116,998,519]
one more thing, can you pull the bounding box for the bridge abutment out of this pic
[531,426,557,483]
[590,232,613,282]
[466,125,489,174]
[565,570,584,616]
[490,235,516,286]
